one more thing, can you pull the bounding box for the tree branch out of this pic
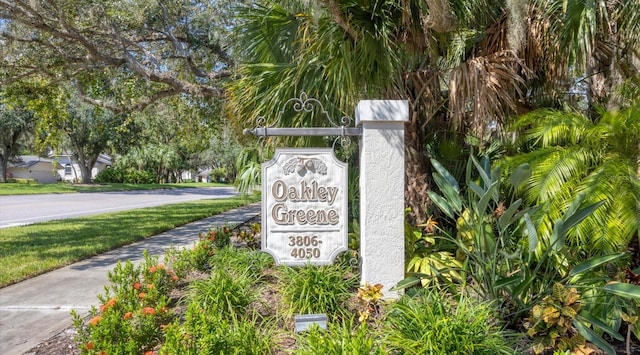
[320,0,359,41]
[74,82,179,113]
[1,0,230,105]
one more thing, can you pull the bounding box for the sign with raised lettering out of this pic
[262,148,348,265]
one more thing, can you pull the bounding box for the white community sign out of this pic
[262,148,348,266]
[252,96,408,299]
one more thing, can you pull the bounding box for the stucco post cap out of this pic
[356,100,409,125]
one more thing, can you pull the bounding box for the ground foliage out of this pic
[402,153,640,355]
[28,221,521,354]
[24,214,640,355]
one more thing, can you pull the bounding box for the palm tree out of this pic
[226,0,529,223]
[526,0,640,112]
[504,102,640,256]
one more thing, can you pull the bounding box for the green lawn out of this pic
[0,182,229,195]
[0,196,259,287]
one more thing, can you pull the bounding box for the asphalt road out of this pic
[0,187,239,228]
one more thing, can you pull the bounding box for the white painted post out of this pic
[356,100,408,299]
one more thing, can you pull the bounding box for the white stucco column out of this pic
[356,100,408,299]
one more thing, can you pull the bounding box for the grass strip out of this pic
[0,182,229,195]
[0,196,258,287]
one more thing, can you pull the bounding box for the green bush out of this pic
[211,167,228,183]
[156,227,275,354]
[164,225,236,276]
[160,303,274,354]
[95,167,156,184]
[278,264,357,319]
[208,246,273,282]
[72,252,179,354]
[295,317,387,354]
[384,288,517,355]
[7,178,37,184]
[94,167,124,183]
[401,154,639,354]
[186,267,259,320]
[124,169,156,184]
[524,283,588,354]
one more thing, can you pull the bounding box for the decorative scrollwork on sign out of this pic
[347,251,363,272]
[291,92,316,113]
[244,92,360,161]
[283,157,328,177]
[255,115,269,128]
[332,135,352,151]
[253,92,354,129]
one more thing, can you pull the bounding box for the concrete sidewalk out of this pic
[0,203,261,355]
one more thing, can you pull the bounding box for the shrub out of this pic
[208,246,273,282]
[356,283,385,323]
[6,178,37,184]
[234,222,261,249]
[409,154,639,353]
[404,212,462,289]
[164,225,236,275]
[278,264,357,319]
[295,317,387,354]
[94,167,124,183]
[160,303,274,354]
[154,228,275,354]
[205,224,232,249]
[186,267,259,320]
[210,166,228,182]
[524,283,591,354]
[384,288,517,355]
[95,166,157,184]
[72,252,178,354]
[124,169,156,184]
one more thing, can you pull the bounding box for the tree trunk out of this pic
[74,150,97,184]
[0,156,7,183]
[1,130,24,183]
[78,162,92,184]
[405,111,430,225]
[394,70,444,225]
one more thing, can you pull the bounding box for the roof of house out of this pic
[8,156,63,169]
[52,153,112,166]
[97,154,112,165]
[197,168,212,177]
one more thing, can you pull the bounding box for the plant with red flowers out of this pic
[165,225,237,274]
[72,252,177,354]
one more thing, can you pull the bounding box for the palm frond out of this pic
[523,3,568,90]
[529,146,593,202]
[449,51,530,139]
[504,103,640,256]
[521,109,594,147]
[227,0,401,144]
[618,0,640,53]
[571,157,639,254]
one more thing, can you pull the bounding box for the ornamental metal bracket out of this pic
[242,92,362,143]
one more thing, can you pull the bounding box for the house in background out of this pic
[196,168,212,183]
[7,153,113,183]
[7,156,63,183]
[54,153,112,182]
[181,170,195,182]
